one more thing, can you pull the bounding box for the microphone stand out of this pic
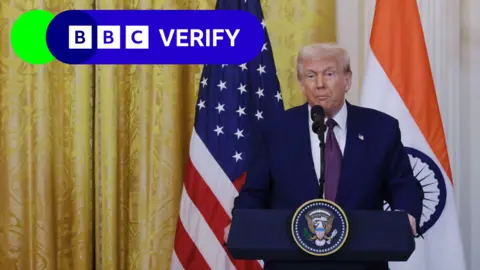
[311,113,326,200]
[318,133,326,199]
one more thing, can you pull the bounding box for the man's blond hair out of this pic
[296,43,352,81]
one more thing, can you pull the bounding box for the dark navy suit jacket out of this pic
[232,102,423,269]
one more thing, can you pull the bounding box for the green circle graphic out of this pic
[10,9,55,65]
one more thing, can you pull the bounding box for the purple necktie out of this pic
[324,118,342,202]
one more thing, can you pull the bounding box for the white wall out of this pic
[459,0,480,268]
[336,0,480,269]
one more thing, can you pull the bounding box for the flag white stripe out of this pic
[170,251,184,270]
[190,129,239,218]
[190,129,265,267]
[179,186,236,270]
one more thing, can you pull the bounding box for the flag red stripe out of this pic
[184,159,263,270]
[174,219,210,270]
[233,172,246,192]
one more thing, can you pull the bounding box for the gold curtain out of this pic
[0,0,335,269]
[0,0,94,269]
[92,0,215,267]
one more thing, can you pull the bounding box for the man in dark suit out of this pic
[225,43,423,269]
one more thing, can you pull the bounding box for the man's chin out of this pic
[312,100,330,109]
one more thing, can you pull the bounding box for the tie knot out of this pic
[326,118,337,129]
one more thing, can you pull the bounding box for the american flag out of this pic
[170,0,285,269]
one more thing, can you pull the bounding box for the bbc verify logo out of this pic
[11,9,264,65]
[68,26,240,49]
[38,9,264,65]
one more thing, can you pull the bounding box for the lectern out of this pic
[226,209,415,270]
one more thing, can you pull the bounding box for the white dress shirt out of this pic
[308,101,348,182]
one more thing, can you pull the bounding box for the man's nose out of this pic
[315,75,324,88]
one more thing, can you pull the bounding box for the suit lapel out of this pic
[336,102,367,204]
[293,103,320,191]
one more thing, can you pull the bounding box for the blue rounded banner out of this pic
[46,10,265,64]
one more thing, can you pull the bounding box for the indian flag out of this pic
[359,0,467,269]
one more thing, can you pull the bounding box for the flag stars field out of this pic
[256,88,264,98]
[215,103,225,113]
[233,151,243,162]
[257,64,266,75]
[237,83,247,94]
[275,91,282,101]
[201,77,208,87]
[214,125,224,136]
[236,106,246,116]
[255,110,263,120]
[234,129,244,139]
[217,80,227,90]
[262,43,268,51]
[197,99,206,110]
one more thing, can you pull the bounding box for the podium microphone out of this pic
[311,105,326,199]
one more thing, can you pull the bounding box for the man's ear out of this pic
[344,73,352,92]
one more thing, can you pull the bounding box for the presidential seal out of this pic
[291,199,349,256]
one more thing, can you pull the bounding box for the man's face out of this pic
[300,56,352,117]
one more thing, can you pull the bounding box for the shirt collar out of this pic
[308,100,347,131]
